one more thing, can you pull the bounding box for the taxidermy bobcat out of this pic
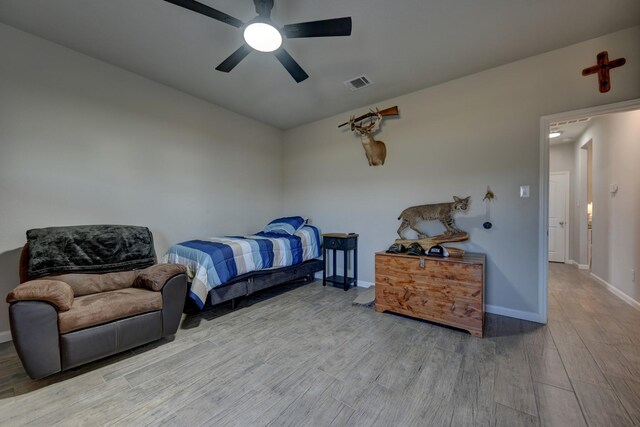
[397,196,470,238]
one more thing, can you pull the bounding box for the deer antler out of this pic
[349,115,357,131]
[366,108,382,123]
[351,110,383,135]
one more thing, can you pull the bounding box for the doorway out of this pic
[584,139,593,270]
[548,171,569,263]
[539,98,640,323]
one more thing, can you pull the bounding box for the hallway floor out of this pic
[540,262,640,426]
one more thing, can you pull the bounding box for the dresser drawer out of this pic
[376,255,483,288]
[323,235,357,250]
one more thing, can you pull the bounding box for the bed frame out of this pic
[196,258,324,307]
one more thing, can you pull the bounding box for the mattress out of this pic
[163,225,321,308]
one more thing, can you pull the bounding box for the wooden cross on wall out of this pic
[582,51,626,93]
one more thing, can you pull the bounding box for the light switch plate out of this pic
[520,185,530,198]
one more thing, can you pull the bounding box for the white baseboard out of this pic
[590,273,640,311]
[0,330,12,344]
[485,304,544,323]
[567,260,590,270]
[355,280,374,288]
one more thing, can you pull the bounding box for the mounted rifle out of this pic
[338,105,399,128]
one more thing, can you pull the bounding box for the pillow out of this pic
[263,216,306,235]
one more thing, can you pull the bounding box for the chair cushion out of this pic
[44,271,138,297]
[58,288,162,334]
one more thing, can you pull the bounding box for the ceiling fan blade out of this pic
[163,0,244,28]
[283,17,352,38]
[273,48,309,83]
[215,44,252,72]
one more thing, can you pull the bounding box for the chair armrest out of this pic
[10,301,62,379]
[161,274,188,337]
[134,264,187,292]
[6,279,74,311]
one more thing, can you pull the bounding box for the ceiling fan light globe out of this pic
[244,22,282,52]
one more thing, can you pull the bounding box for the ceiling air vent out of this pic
[344,75,372,91]
[550,117,591,127]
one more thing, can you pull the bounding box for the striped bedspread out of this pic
[163,225,321,308]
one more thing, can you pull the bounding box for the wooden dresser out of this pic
[375,252,485,337]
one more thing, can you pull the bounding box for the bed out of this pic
[163,218,322,308]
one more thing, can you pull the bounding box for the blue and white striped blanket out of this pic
[163,225,321,308]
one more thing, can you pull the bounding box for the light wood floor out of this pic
[1,263,639,426]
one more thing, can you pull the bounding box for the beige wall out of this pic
[550,143,576,174]
[1,22,639,339]
[0,24,284,339]
[283,26,640,320]
[575,110,640,301]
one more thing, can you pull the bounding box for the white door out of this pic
[549,172,569,263]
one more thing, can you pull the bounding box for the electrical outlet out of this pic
[520,185,530,198]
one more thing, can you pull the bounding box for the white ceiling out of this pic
[1,0,639,129]
[549,118,592,145]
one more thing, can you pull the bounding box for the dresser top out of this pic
[322,233,359,238]
[376,251,485,265]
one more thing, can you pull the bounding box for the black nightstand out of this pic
[322,233,358,291]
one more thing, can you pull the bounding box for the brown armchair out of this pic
[6,226,188,379]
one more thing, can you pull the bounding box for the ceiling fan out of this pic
[163,0,353,83]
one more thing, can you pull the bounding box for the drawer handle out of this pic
[450,303,456,311]
[419,258,425,268]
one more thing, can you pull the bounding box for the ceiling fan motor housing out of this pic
[254,0,275,17]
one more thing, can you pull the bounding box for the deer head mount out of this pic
[340,105,398,167]
[350,111,386,166]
